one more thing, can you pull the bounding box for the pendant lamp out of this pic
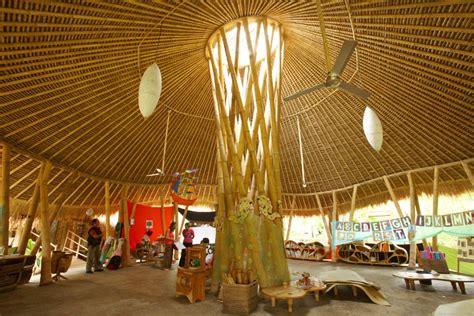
[363,106,383,151]
[138,63,162,119]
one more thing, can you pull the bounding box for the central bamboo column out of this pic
[207,16,289,288]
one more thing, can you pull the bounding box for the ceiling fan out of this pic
[283,40,370,102]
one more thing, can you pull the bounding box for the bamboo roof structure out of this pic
[1,0,473,216]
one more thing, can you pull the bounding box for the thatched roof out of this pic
[1,0,473,215]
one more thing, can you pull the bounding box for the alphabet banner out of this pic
[331,210,474,248]
[331,216,411,247]
[414,210,474,240]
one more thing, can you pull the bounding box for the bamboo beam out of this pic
[413,185,429,249]
[17,161,51,254]
[461,162,474,186]
[348,185,358,221]
[285,195,296,241]
[332,190,338,263]
[316,0,331,72]
[0,144,10,255]
[39,161,52,286]
[432,166,439,251]
[316,194,331,244]
[383,176,404,218]
[160,196,166,234]
[178,205,189,237]
[121,185,131,267]
[31,172,77,255]
[104,180,111,239]
[407,172,416,270]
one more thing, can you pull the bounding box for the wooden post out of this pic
[407,172,416,270]
[316,194,331,246]
[461,162,474,186]
[178,205,189,237]
[121,185,132,267]
[413,187,429,249]
[17,163,49,254]
[383,176,404,218]
[432,167,439,251]
[348,185,358,222]
[0,144,10,255]
[39,161,53,286]
[332,191,338,263]
[104,180,111,239]
[286,196,296,241]
[160,196,166,234]
[31,172,78,255]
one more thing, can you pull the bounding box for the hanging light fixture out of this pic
[137,2,187,119]
[139,63,162,119]
[363,106,383,151]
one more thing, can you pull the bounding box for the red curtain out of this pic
[126,201,173,250]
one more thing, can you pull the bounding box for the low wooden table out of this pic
[261,285,306,312]
[292,282,327,301]
[393,271,474,294]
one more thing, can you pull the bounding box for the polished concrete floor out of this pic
[0,259,473,315]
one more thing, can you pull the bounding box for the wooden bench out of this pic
[393,271,474,294]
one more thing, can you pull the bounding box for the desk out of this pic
[393,271,474,294]
[261,285,306,312]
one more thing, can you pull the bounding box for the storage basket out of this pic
[222,281,258,314]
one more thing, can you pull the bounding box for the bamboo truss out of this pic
[207,16,289,288]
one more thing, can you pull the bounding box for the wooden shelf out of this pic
[284,240,327,261]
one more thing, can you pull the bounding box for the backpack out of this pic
[107,255,121,270]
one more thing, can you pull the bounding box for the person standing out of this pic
[162,221,176,269]
[86,218,104,273]
[179,223,195,267]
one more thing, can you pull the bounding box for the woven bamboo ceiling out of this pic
[1,0,473,212]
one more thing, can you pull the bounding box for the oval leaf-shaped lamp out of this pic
[363,106,383,151]
[139,63,162,119]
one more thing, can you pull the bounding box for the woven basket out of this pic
[222,281,258,314]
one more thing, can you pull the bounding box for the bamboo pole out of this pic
[121,185,131,267]
[407,172,416,270]
[383,176,404,218]
[31,172,78,255]
[413,186,429,249]
[461,162,474,186]
[104,180,111,239]
[0,144,10,255]
[18,161,51,254]
[285,195,296,241]
[316,194,331,244]
[348,185,358,221]
[332,190,338,263]
[160,196,166,234]
[432,166,439,251]
[178,205,189,237]
[39,161,52,286]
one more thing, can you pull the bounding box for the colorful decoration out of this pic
[170,169,198,206]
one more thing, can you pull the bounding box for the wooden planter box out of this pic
[223,281,258,314]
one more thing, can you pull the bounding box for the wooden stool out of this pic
[261,285,306,312]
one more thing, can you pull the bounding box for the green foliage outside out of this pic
[439,245,474,276]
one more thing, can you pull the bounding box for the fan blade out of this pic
[338,81,371,99]
[283,83,326,101]
[146,173,161,177]
[331,40,357,77]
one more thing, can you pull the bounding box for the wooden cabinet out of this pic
[176,267,206,303]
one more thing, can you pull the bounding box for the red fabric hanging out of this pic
[126,201,173,250]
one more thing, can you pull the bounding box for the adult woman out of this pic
[179,223,195,267]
